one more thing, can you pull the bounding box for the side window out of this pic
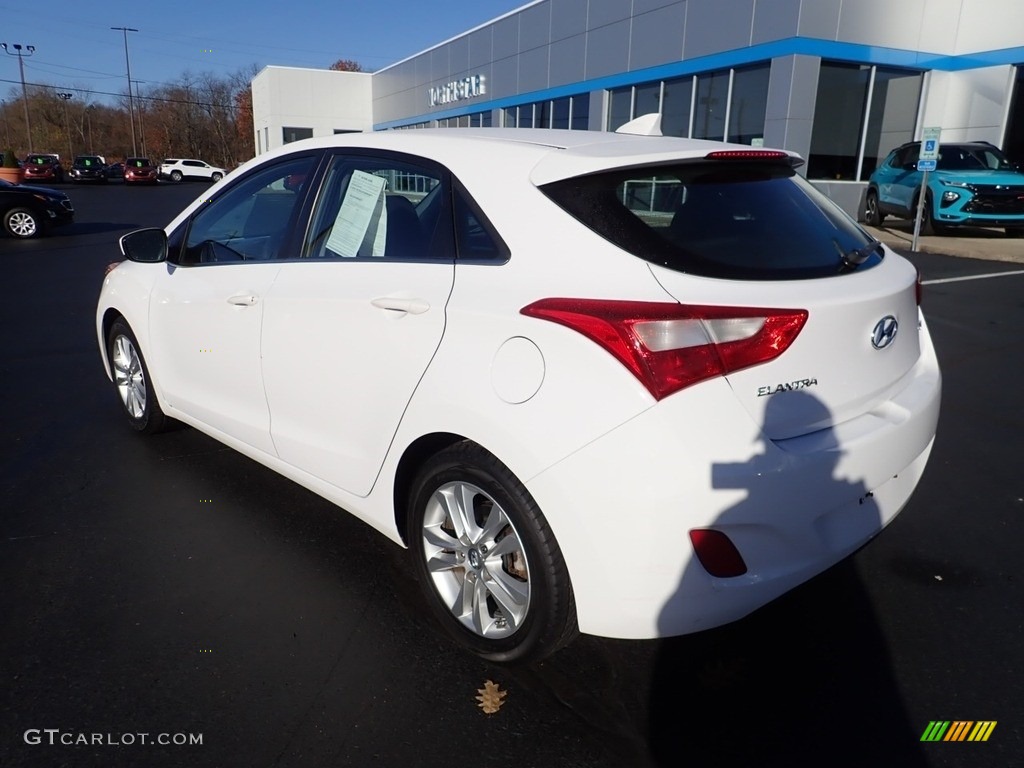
[303,155,449,261]
[454,181,509,263]
[177,155,317,265]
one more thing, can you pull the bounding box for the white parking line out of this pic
[922,269,1024,285]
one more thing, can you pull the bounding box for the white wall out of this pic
[921,66,1015,144]
[251,67,374,154]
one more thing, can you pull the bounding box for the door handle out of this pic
[371,297,430,315]
[227,294,259,306]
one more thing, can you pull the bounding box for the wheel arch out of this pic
[98,308,126,378]
[391,431,468,546]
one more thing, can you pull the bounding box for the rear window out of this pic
[541,162,881,280]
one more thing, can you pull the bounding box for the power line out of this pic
[0,77,237,110]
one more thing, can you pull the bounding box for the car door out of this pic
[879,145,920,213]
[147,153,320,454]
[260,152,456,497]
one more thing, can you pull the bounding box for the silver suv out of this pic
[158,158,226,182]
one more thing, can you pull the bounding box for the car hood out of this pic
[7,183,66,196]
[934,169,1024,185]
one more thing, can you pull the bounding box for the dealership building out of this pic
[251,0,1024,217]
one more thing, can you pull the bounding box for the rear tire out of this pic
[3,207,43,239]
[407,442,577,663]
[107,318,169,434]
[170,170,183,182]
[864,190,884,226]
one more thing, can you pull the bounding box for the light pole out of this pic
[57,92,73,161]
[111,27,138,156]
[1,42,36,153]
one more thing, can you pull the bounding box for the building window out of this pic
[571,94,590,130]
[607,87,633,131]
[552,98,570,130]
[634,82,661,121]
[661,76,693,138]
[728,64,770,144]
[693,69,730,141]
[537,100,552,128]
[283,127,313,144]
[808,61,923,181]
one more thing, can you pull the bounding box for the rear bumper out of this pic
[527,312,941,639]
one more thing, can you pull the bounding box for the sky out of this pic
[0,0,526,105]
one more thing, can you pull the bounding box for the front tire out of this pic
[864,189,884,226]
[211,172,223,182]
[107,318,168,434]
[407,442,577,663]
[919,193,945,236]
[3,207,43,239]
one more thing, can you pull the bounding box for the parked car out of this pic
[158,158,226,182]
[1,177,74,238]
[23,153,64,183]
[123,158,158,185]
[68,155,108,183]
[866,140,1024,235]
[106,162,125,180]
[97,124,941,662]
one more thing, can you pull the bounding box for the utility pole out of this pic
[111,27,138,156]
[1,42,36,153]
[57,92,73,160]
[132,80,147,157]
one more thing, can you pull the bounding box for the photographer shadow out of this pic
[649,389,928,767]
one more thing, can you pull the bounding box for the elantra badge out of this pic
[872,315,898,349]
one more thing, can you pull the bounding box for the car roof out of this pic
[244,128,801,186]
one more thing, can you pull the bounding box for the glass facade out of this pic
[605,64,768,143]
[808,61,923,181]
[503,94,589,130]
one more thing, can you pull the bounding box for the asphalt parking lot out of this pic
[1,183,1021,767]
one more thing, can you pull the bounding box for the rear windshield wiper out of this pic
[836,238,882,273]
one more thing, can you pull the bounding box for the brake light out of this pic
[704,150,790,161]
[521,299,807,400]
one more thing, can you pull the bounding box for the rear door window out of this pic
[541,161,881,280]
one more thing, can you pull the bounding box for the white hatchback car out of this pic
[97,121,941,662]
[158,158,227,182]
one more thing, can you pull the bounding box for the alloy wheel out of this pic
[111,334,147,419]
[420,481,531,639]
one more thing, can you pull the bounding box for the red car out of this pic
[23,154,64,184]
[123,157,158,185]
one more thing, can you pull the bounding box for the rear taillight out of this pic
[521,299,807,400]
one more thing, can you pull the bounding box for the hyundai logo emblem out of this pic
[871,315,899,350]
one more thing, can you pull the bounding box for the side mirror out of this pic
[120,227,167,263]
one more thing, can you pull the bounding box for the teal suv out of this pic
[865,141,1024,236]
